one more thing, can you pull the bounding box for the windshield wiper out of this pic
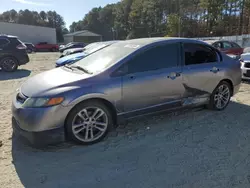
[71,66,93,74]
[63,64,73,70]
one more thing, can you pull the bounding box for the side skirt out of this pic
[117,96,210,123]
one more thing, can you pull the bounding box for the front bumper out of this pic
[241,67,250,80]
[12,94,71,146]
[12,117,65,147]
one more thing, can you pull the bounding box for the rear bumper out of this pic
[12,117,65,147]
[18,54,29,65]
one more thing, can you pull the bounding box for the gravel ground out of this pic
[1,53,250,188]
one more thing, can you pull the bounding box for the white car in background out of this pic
[240,53,250,80]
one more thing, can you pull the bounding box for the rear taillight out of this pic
[16,44,27,50]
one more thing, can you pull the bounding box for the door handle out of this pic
[167,72,181,79]
[128,74,135,79]
[210,67,220,73]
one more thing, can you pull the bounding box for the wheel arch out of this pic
[0,55,19,64]
[64,97,118,137]
[220,78,234,96]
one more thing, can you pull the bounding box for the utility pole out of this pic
[112,27,115,40]
[177,0,181,37]
[239,0,245,35]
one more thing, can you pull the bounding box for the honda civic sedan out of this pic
[12,38,241,147]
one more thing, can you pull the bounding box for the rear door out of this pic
[181,43,224,98]
[121,42,185,113]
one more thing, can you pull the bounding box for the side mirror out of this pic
[111,65,128,77]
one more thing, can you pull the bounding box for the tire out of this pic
[206,81,232,111]
[51,48,56,52]
[65,100,114,145]
[0,57,18,72]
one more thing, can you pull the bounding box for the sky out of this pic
[0,0,120,28]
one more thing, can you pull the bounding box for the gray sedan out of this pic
[12,38,241,146]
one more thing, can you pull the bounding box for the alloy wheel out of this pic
[72,107,108,142]
[2,58,16,71]
[214,84,230,109]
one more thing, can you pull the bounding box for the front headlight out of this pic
[23,97,64,108]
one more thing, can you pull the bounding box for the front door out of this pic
[181,43,224,100]
[121,42,185,113]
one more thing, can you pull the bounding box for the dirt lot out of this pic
[1,53,250,188]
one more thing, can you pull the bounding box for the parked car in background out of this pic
[24,43,35,53]
[240,52,250,80]
[60,42,106,58]
[56,41,118,67]
[60,47,84,58]
[204,40,244,56]
[12,38,241,146]
[35,42,59,52]
[243,47,250,53]
[0,34,29,72]
[59,42,86,53]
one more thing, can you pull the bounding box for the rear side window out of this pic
[0,38,10,46]
[127,43,179,74]
[231,42,241,48]
[184,43,218,66]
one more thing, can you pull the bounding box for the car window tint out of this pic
[213,42,222,48]
[127,43,179,74]
[232,42,241,48]
[223,42,232,49]
[0,39,9,46]
[184,43,218,65]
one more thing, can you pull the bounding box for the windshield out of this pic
[83,43,109,55]
[72,41,138,73]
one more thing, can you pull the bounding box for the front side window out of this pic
[127,43,179,74]
[184,43,218,66]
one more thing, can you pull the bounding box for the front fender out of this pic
[66,93,111,107]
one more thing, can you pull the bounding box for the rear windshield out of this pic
[8,38,22,45]
[73,41,140,73]
[232,42,241,48]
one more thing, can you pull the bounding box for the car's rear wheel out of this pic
[0,57,18,72]
[65,100,114,145]
[207,81,232,110]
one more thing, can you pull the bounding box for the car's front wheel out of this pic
[0,57,18,72]
[65,100,114,145]
[207,81,232,110]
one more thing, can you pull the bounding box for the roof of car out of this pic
[117,37,208,47]
[203,39,236,45]
[203,40,219,44]
[0,34,18,38]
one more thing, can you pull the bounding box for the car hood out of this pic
[56,52,86,66]
[241,53,250,62]
[20,67,92,97]
[69,48,84,53]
